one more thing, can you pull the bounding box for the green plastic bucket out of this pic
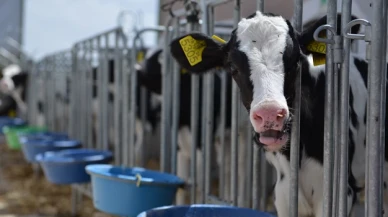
[3,125,48,150]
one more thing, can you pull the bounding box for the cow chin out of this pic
[254,131,289,152]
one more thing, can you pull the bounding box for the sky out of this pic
[24,0,159,60]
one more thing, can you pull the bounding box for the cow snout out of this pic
[251,102,288,132]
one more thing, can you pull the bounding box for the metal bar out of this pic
[289,0,303,216]
[114,29,122,164]
[203,2,215,204]
[81,43,88,145]
[102,34,109,151]
[230,0,240,206]
[129,37,138,167]
[97,36,103,150]
[171,18,181,175]
[219,72,227,200]
[189,24,201,205]
[253,0,264,210]
[87,40,94,149]
[379,1,387,215]
[322,0,337,217]
[367,0,386,215]
[338,0,352,216]
[259,155,268,210]
[122,34,130,166]
[161,22,173,172]
[70,46,78,138]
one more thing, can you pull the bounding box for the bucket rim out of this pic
[86,164,185,187]
[35,148,112,164]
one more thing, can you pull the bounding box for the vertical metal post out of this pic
[122,34,129,166]
[130,35,139,166]
[114,30,122,164]
[338,0,352,216]
[81,44,88,144]
[70,46,78,139]
[87,40,93,149]
[161,24,172,172]
[189,21,200,203]
[321,0,337,217]
[379,1,387,215]
[366,0,386,215]
[231,0,240,206]
[253,0,264,210]
[202,3,214,204]
[96,36,103,150]
[289,0,303,216]
[219,72,227,200]
[171,18,181,175]
[102,34,109,150]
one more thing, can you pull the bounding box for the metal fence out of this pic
[26,0,387,216]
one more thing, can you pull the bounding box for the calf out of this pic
[0,64,29,114]
[136,47,253,204]
[170,11,387,217]
[90,58,162,165]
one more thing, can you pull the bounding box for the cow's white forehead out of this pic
[237,11,289,48]
[2,64,21,78]
[235,11,290,112]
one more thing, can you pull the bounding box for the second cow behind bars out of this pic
[170,11,388,217]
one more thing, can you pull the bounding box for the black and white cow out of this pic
[170,11,387,217]
[135,47,247,204]
[0,64,29,114]
[90,58,162,164]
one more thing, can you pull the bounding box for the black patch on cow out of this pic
[347,187,352,196]
[349,87,359,128]
[246,12,257,19]
[38,101,44,113]
[0,94,16,116]
[353,57,368,87]
[227,38,254,110]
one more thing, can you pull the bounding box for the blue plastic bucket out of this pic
[0,117,26,135]
[36,149,113,185]
[85,164,185,217]
[18,131,69,143]
[137,204,277,217]
[21,137,81,163]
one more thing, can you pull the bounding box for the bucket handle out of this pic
[135,173,142,187]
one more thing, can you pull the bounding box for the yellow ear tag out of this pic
[211,35,226,44]
[179,35,207,66]
[181,68,188,74]
[306,31,327,66]
[136,51,145,63]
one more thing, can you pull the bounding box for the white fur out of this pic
[236,11,290,131]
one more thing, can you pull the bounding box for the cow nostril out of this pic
[254,114,263,123]
[276,109,287,122]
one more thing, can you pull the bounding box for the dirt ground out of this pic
[0,138,112,217]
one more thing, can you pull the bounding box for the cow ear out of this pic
[170,32,228,74]
[298,13,360,54]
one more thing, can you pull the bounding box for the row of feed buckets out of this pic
[0,116,276,217]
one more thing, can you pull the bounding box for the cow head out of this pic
[170,11,360,152]
[0,64,28,94]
